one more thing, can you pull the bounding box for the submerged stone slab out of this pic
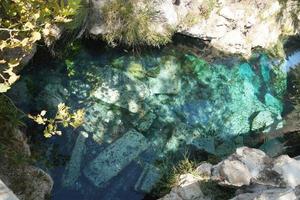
[148,56,181,95]
[92,67,149,113]
[179,54,286,137]
[62,132,87,188]
[251,111,274,131]
[132,111,157,132]
[189,137,215,154]
[134,164,161,193]
[83,130,149,187]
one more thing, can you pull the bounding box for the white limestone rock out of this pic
[196,162,212,179]
[159,174,207,200]
[0,179,19,200]
[230,187,298,200]
[218,160,252,187]
[88,0,300,56]
[235,147,268,178]
[273,155,300,188]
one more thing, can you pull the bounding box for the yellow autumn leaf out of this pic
[36,115,46,125]
[8,61,20,68]
[44,131,52,138]
[0,41,7,51]
[42,27,50,36]
[54,16,72,23]
[33,13,40,20]
[24,22,35,30]
[30,31,42,42]
[40,110,47,116]
[4,67,13,75]
[7,73,20,85]
[21,38,29,46]
[11,38,21,44]
[0,83,11,93]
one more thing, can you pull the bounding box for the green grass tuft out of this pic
[101,0,173,47]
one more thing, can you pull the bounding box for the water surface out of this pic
[8,40,299,200]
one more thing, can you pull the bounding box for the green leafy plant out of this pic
[65,59,76,77]
[29,103,85,138]
[101,0,173,47]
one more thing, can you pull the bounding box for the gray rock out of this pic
[0,179,19,200]
[83,129,149,187]
[159,174,207,200]
[196,163,212,178]
[19,166,54,200]
[218,160,252,187]
[0,127,53,200]
[231,187,297,200]
[235,147,268,179]
[273,155,300,188]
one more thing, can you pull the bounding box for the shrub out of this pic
[101,0,173,47]
[0,0,83,92]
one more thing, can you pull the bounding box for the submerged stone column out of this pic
[83,129,149,187]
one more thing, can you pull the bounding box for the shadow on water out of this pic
[6,34,300,200]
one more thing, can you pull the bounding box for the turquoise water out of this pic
[8,40,293,200]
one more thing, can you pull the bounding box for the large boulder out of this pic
[159,174,207,200]
[0,127,53,200]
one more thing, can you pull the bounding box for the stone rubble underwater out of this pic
[9,47,287,199]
